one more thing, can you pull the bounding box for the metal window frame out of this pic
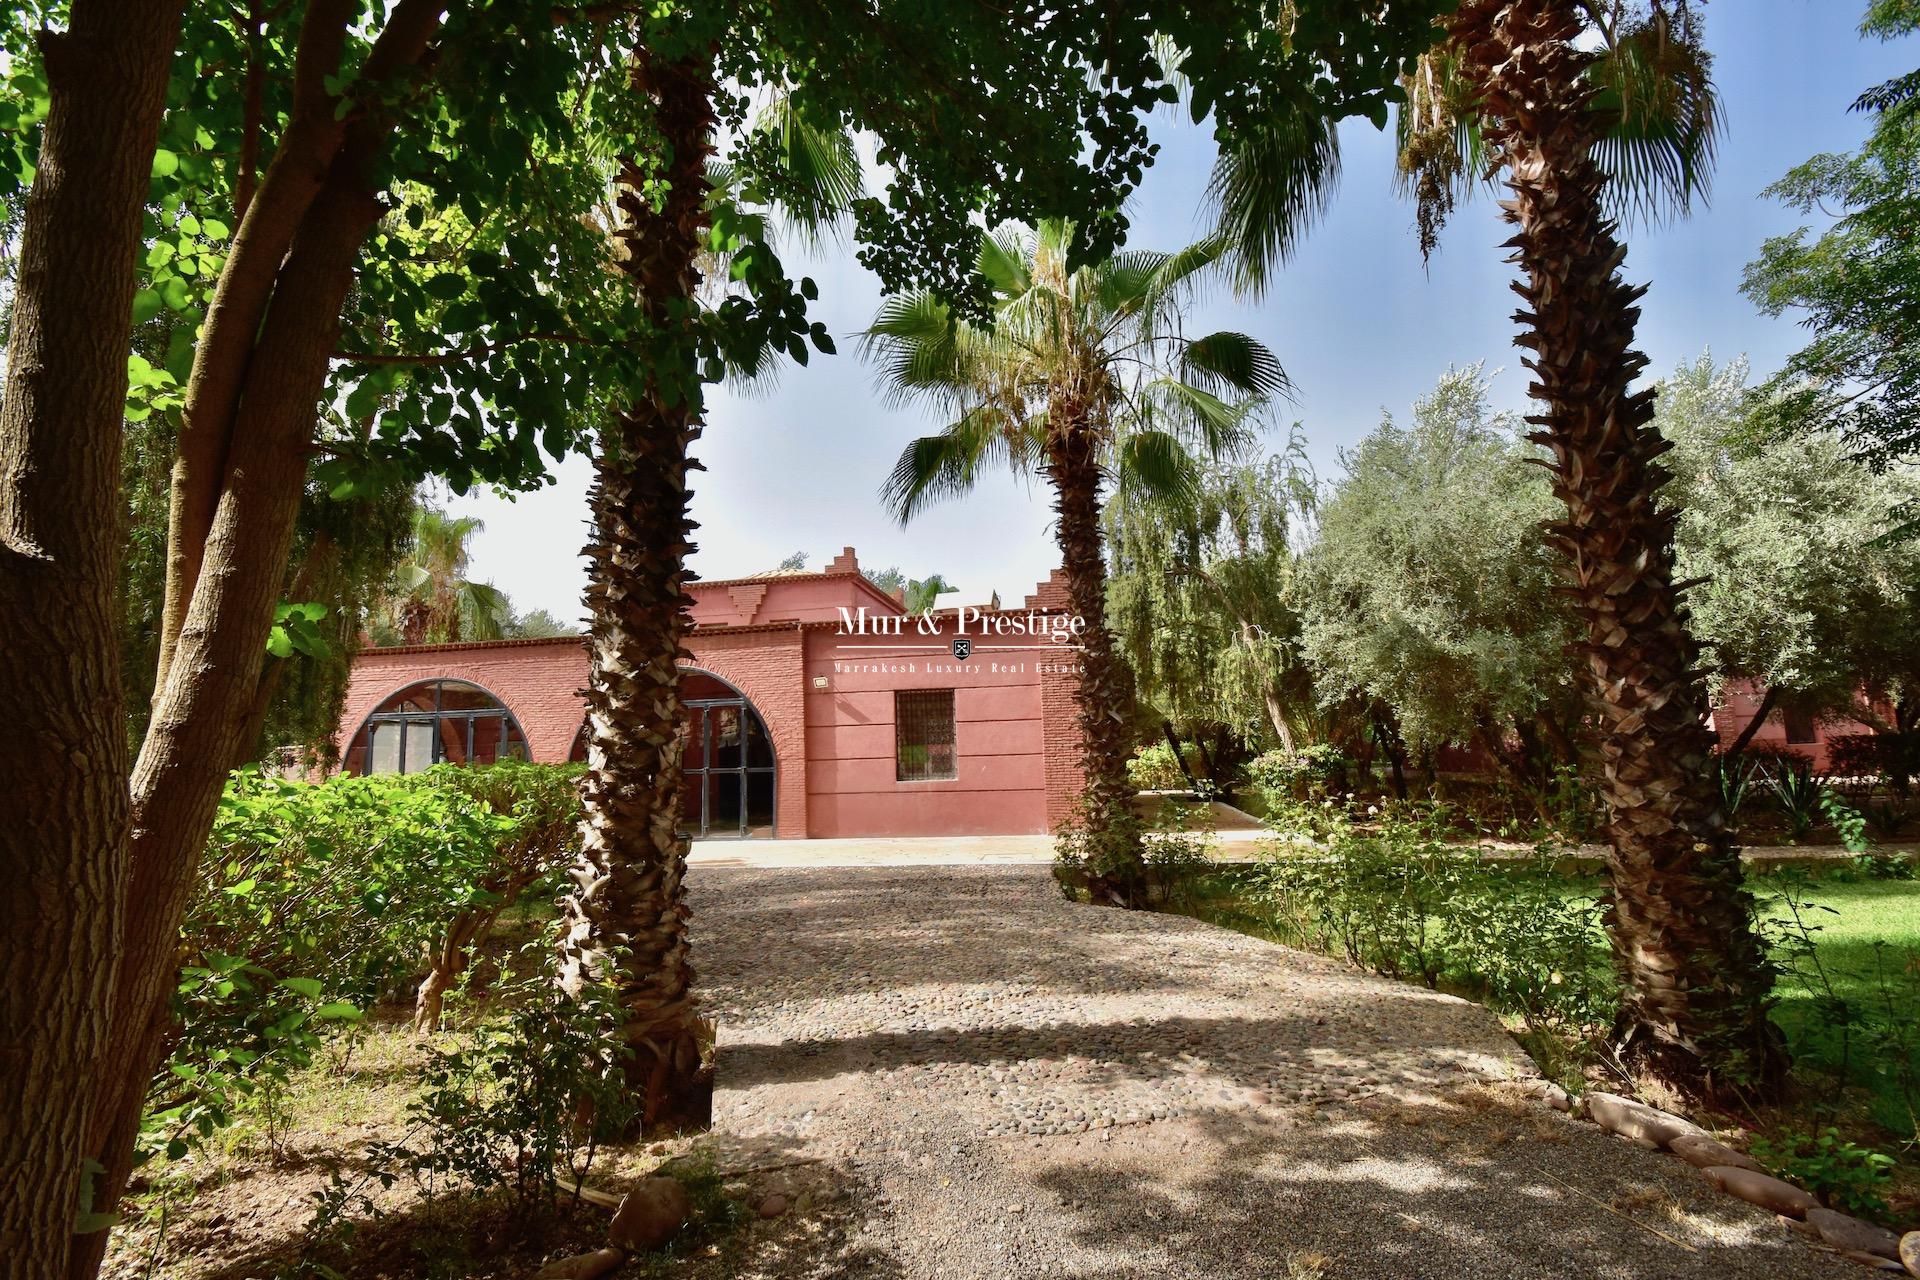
[350,678,528,776]
[894,688,958,782]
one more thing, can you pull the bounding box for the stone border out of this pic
[1522,1083,1918,1274]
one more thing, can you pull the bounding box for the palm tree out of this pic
[866,566,957,614]
[863,220,1286,905]
[558,60,862,1130]
[1205,0,1783,1098]
[380,506,510,645]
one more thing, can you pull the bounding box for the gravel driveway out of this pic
[690,864,1858,1280]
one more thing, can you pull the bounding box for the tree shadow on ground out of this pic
[689,865,1859,1279]
[156,1128,905,1280]
[1011,1091,1859,1279]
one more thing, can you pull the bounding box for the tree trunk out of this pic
[1721,685,1779,760]
[1449,0,1786,1098]
[71,159,398,1280]
[555,50,716,1132]
[67,10,444,1266]
[1045,419,1145,905]
[0,4,183,1274]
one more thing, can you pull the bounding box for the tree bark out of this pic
[1449,0,1786,1098]
[0,3,184,1273]
[67,11,445,1268]
[556,50,717,1132]
[1045,417,1146,905]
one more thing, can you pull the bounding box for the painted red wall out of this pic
[338,638,590,766]
[332,554,1086,839]
[1708,679,1882,773]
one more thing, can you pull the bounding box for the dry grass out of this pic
[1282,1249,1332,1280]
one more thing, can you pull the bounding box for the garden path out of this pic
[687,865,1861,1279]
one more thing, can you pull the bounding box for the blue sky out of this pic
[453,1,1918,623]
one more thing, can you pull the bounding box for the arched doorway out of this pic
[570,668,776,838]
[343,678,529,776]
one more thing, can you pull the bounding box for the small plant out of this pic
[1767,759,1825,842]
[1540,763,1600,842]
[371,943,636,1211]
[1847,852,1917,881]
[1820,787,1873,853]
[1749,1127,1896,1220]
[1143,800,1218,910]
[1713,754,1757,822]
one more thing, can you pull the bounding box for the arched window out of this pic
[569,667,776,838]
[343,678,529,776]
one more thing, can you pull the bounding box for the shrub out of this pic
[1053,797,1151,907]
[1828,732,1920,793]
[1055,793,1214,909]
[1246,744,1351,807]
[1126,742,1192,792]
[410,762,584,1031]
[1750,1127,1897,1220]
[1143,800,1218,910]
[151,763,582,1164]
[370,942,635,1210]
[1244,809,1614,1041]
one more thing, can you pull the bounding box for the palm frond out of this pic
[1115,428,1203,508]
[1182,331,1292,400]
[978,222,1034,298]
[459,581,511,641]
[861,291,968,403]
[757,93,863,240]
[1209,99,1342,295]
[879,406,1032,524]
[1097,250,1170,318]
[1586,16,1721,223]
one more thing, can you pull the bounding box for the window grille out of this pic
[896,689,957,781]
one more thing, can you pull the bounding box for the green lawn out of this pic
[1178,858,1920,1147]
[1752,871,1920,1142]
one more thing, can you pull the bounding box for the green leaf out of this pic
[314,1002,362,1021]
[279,976,325,998]
[150,149,179,178]
[131,289,164,325]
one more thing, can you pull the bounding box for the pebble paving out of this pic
[689,864,1862,1279]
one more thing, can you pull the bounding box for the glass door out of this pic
[680,696,775,838]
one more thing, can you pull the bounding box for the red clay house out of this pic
[334,549,1088,839]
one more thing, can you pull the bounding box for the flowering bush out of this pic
[1246,744,1351,806]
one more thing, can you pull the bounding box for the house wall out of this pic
[337,638,590,766]
[802,622,1064,837]
[331,557,1085,839]
[1707,679,1881,773]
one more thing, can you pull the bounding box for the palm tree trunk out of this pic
[1045,418,1144,905]
[1449,0,1785,1098]
[556,49,715,1130]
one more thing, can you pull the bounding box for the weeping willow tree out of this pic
[1107,439,1320,756]
[121,407,415,767]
